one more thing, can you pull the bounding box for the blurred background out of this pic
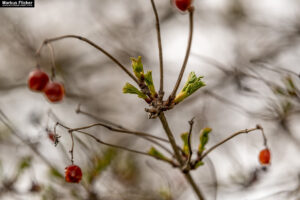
[0,0,300,199]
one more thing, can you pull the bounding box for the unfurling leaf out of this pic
[148,147,170,162]
[174,72,205,104]
[181,132,189,155]
[123,83,147,99]
[144,71,156,97]
[131,56,144,79]
[194,161,204,169]
[198,128,212,154]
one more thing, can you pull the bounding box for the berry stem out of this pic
[169,7,194,104]
[68,130,75,165]
[35,35,139,85]
[150,0,164,99]
[46,43,57,80]
[256,124,268,148]
[199,126,264,160]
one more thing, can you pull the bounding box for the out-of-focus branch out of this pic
[0,110,56,170]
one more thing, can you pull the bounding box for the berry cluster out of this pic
[28,69,64,103]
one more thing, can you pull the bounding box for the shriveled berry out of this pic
[48,132,55,142]
[173,0,192,12]
[65,165,82,183]
[259,148,271,165]
[44,82,64,102]
[28,69,49,91]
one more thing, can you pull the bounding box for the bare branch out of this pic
[169,8,194,103]
[200,126,263,160]
[46,43,56,80]
[56,122,177,166]
[75,104,127,130]
[36,35,139,84]
[150,0,164,97]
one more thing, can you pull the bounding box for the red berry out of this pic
[65,165,82,183]
[173,0,192,12]
[28,69,49,91]
[259,148,271,165]
[44,82,64,102]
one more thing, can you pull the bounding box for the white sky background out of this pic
[0,0,300,199]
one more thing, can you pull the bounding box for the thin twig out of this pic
[169,8,194,102]
[46,43,56,80]
[56,123,177,166]
[68,130,75,164]
[200,126,262,160]
[150,0,164,97]
[36,35,139,84]
[70,122,168,143]
[75,104,127,130]
[68,122,174,156]
[75,105,184,155]
[256,124,268,147]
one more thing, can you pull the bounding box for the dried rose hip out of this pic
[173,0,193,12]
[28,69,49,91]
[44,82,64,102]
[48,132,55,142]
[259,148,271,165]
[65,165,82,183]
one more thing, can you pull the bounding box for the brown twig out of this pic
[69,122,169,144]
[169,8,194,103]
[68,130,75,164]
[35,35,139,84]
[68,122,174,156]
[56,122,177,166]
[150,0,164,98]
[200,126,263,160]
[46,43,56,80]
[75,104,127,130]
[158,112,184,165]
[256,124,268,147]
